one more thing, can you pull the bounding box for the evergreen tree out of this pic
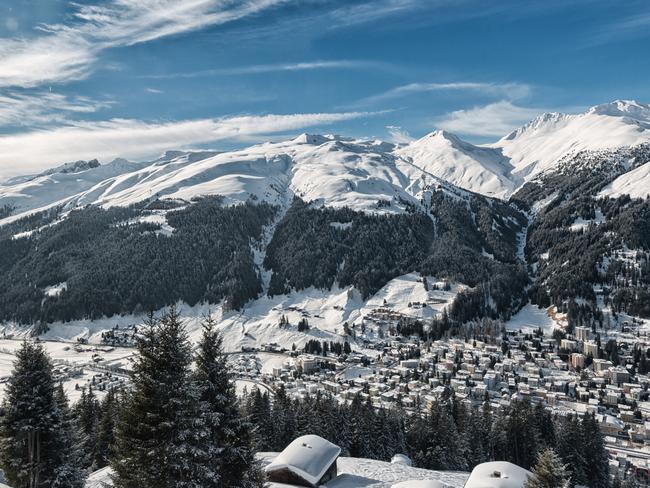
[580,413,610,488]
[73,386,100,470]
[95,388,119,469]
[51,384,86,488]
[524,448,571,488]
[112,308,206,488]
[193,314,263,488]
[0,341,85,488]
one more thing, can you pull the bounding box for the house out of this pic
[464,461,532,488]
[265,435,341,487]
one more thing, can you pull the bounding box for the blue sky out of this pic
[0,0,649,176]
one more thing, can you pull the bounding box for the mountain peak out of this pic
[292,133,332,145]
[587,99,650,121]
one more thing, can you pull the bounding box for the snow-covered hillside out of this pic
[0,272,461,355]
[599,160,650,199]
[0,134,476,225]
[0,158,144,223]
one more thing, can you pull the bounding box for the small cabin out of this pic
[265,435,341,487]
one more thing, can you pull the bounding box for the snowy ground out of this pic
[505,303,564,334]
[0,339,131,402]
[83,456,469,488]
[258,453,469,488]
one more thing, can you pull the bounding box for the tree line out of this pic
[243,384,611,488]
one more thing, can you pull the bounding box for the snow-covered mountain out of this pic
[493,100,650,182]
[1,100,649,223]
[397,130,516,198]
[0,157,144,223]
[0,134,479,226]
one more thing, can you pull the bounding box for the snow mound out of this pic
[391,481,446,488]
[265,435,341,486]
[464,461,531,488]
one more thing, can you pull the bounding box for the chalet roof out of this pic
[265,435,341,486]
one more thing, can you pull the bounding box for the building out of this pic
[265,435,341,487]
[561,339,577,352]
[575,326,591,342]
[610,367,630,385]
[570,353,585,370]
[583,341,599,358]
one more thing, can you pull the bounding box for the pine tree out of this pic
[51,384,86,488]
[580,413,610,488]
[73,386,100,470]
[95,388,119,469]
[0,341,85,488]
[524,448,571,488]
[193,314,263,488]
[112,308,206,488]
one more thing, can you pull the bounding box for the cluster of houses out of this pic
[233,313,650,484]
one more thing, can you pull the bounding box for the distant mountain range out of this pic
[2,99,650,222]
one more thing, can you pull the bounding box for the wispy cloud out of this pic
[435,100,543,138]
[586,11,650,46]
[329,0,431,27]
[350,81,531,108]
[141,60,384,79]
[0,111,373,179]
[0,91,112,127]
[0,0,290,88]
[386,125,414,144]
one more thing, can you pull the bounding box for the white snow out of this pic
[1,101,649,222]
[600,160,650,199]
[493,100,650,184]
[464,461,531,488]
[259,453,469,488]
[44,282,67,297]
[85,466,113,488]
[88,456,469,488]
[506,303,562,334]
[569,209,605,232]
[265,435,341,486]
[398,130,516,198]
[0,158,143,225]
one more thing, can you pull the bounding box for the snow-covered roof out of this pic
[464,462,531,488]
[392,481,446,488]
[265,435,341,486]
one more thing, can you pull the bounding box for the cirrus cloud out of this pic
[435,100,544,138]
[0,0,291,88]
[0,110,374,180]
